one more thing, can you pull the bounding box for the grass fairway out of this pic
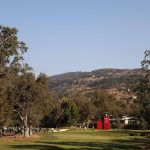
[0,130,149,150]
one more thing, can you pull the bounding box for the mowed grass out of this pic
[0,129,149,150]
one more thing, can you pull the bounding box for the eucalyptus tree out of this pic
[134,50,150,128]
[0,25,28,127]
[7,72,53,137]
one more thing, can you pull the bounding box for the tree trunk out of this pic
[23,115,29,137]
[29,125,33,136]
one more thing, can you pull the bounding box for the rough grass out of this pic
[0,129,149,150]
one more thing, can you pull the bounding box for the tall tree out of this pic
[74,95,96,127]
[7,73,36,137]
[60,98,79,127]
[40,100,61,128]
[0,25,28,127]
[31,73,53,127]
[7,73,53,137]
[134,50,150,128]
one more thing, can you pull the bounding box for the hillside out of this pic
[49,68,143,103]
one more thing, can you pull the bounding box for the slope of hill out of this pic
[49,68,143,102]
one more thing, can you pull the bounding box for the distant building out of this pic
[120,115,138,125]
[110,115,139,126]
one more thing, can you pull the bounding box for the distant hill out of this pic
[49,68,143,103]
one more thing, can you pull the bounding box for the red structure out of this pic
[104,116,110,130]
[96,120,102,129]
[96,115,110,130]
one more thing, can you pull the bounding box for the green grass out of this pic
[0,129,149,150]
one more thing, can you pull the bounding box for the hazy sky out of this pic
[1,0,150,75]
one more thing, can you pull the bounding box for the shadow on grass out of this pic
[35,141,148,150]
[10,140,150,150]
[9,144,65,150]
[9,137,150,150]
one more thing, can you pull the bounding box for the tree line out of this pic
[0,26,150,137]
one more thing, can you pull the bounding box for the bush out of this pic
[123,124,142,130]
[111,122,118,129]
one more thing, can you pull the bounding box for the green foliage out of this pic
[7,72,53,127]
[32,73,53,126]
[0,26,53,136]
[133,50,150,128]
[91,90,121,115]
[74,95,96,125]
[40,101,61,128]
[0,25,28,74]
[0,25,29,127]
[60,98,79,126]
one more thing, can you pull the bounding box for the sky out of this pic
[1,0,150,76]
